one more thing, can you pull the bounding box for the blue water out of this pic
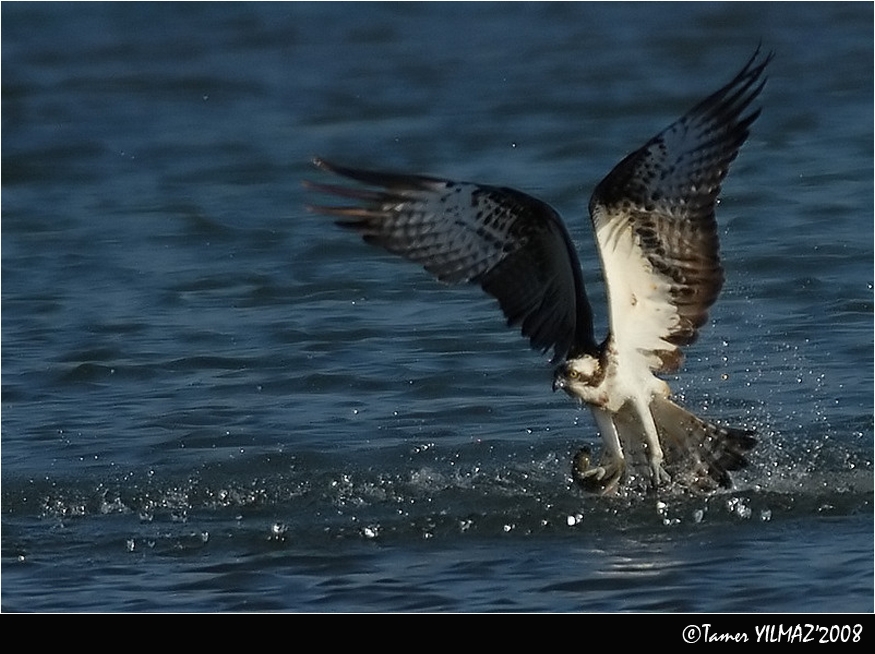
[2,3,872,612]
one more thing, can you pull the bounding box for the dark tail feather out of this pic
[651,397,756,491]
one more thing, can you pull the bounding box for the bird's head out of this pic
[552,355,603,398]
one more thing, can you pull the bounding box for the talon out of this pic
[585,467,607,482]
[572,448,625,494]
[651,462,672,488]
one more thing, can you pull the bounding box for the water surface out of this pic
[2,2,872,612]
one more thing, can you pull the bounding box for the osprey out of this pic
[307,49,770,494]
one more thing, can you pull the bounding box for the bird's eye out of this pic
[568,370,580,380]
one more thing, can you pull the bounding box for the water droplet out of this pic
[270,522,288,542]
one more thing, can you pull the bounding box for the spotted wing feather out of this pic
[306,159,597,361]
[590,49,772,373]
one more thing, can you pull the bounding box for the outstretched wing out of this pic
[306,159,597,361]
[590,48,772,373]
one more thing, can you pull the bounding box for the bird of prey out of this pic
[306,49,771,494]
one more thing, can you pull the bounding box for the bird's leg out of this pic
[637,398,671,488]
[572,409,626,493]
